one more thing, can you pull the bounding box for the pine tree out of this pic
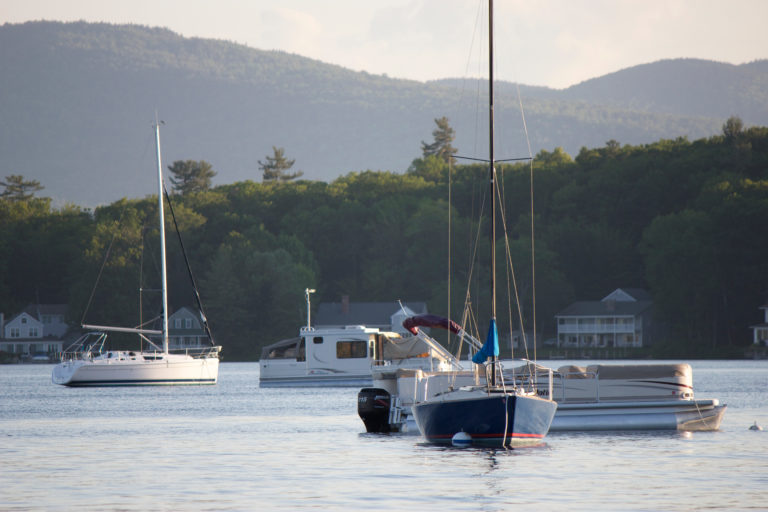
[167,160,216,194]
[421,117,457,165]
[259,147,303,182]
[0,175,43,201]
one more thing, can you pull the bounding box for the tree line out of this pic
[1,117,766,360]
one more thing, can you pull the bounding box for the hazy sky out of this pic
[3,0,767,89]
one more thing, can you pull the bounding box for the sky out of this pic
[2,0,768,89]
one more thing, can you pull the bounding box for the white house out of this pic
[0,304,68,357]
[750,304,768,346]
[555,288,656,349]
[24,304,69,338]
[166,306,209,350]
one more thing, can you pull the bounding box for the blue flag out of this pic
[472,318,500,364]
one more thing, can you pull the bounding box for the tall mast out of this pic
[488,0,497,384]
[155,121,169,354]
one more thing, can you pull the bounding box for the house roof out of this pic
[22,304,68,319]
[601,288,651,302]
[168,307,204,334]
[5,311,42,325]
[557,300,653,317]
[169,306,197,319]
[316,301,427,328]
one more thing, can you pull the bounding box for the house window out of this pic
[174,318,182,329]
[336,340,367,359]
[42,315,51,324]
[21,317,27,324]
[10,327,20,338]
[185,318,192,329]
[28,327,39,337]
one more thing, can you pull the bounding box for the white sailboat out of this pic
[52,122,221,386]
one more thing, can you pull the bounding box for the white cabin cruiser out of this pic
[358,316,726,433]
[259,324,461,388]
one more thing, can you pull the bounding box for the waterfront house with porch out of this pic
[555,288,655,349]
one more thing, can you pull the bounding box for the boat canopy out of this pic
[402,314,461,336]
[382,335,441,360]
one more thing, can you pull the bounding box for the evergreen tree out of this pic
[259,147,303,182]
[421,117,457,165]
[0,175,43,201]
[722,116,744,140]
[167,160,216,195]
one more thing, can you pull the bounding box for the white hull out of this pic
[259,373,372,388]
[52,351,219,386]
[551,399,726,432]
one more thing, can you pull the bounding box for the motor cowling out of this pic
[357,387,392,433]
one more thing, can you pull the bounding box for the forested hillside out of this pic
[2,124,766,360]
[2,21,765,206]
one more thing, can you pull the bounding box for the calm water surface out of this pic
[1,360,766,511]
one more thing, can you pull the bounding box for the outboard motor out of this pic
[357,387,392,433]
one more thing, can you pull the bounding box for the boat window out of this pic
[313,337,323,344]
[262,337,302,360]
[268,344,298,359]
[297,338,306,362]
[336,340,367,359]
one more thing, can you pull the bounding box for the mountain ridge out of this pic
[1,21,765,206]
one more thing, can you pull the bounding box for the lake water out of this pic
[1,360,766,511]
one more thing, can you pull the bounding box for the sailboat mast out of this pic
[488,0,496,320]
[488,0,498,386]
[155,122,170,354]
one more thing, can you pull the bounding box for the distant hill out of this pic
[1,21,765,206]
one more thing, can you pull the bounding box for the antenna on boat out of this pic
[305,288,316,329]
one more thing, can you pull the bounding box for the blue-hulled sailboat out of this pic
[411,0,557,447]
